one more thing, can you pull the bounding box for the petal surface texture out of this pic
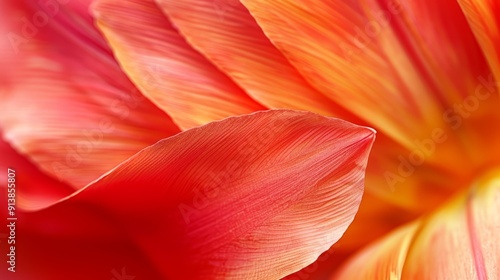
[0,0,180,189]
[240,0,500,259]
[156,0,356,117]
[0,135,73,210]
[241,0,493,148]
[93,0,265,130]
[13,110,375,279]
[333,169,500,279]
[459,0,500,81]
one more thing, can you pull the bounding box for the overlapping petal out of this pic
[93,0,265,130]
[156,0,356,118]
[333,222,421,280]
[0,0,180,189]
[1,0,497,279]
[11,110,375,279]
[0,135,73,210]
[333,169,500,279]
[459,0,500,81]
[240,0,500,250]
[241,0,498,158]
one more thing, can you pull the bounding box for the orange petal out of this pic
[458,0,500,81]
[243,0,500,242]
[284,188,420,280]
[93,0,265,130]
[326,133,456,257]
[333,221,422,279]
[157,0,355,117]
[0,0,180,188]
[33,110,375,279]
[333,169,500,279]
[0,134,73,210]
[402,170,500,279]
[241,0,493,152]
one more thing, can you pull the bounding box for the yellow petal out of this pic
[333,169,500,279]
[333,221,422,279]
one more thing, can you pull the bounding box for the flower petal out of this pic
[156,0,434,259]
[402,170,500,279]
[333,222,422,280]
[334,169,500,279]
[29,110,375,279]
[93,0,265,130]
[458,0,500,81]
[156,0,355,117]
[242,0,500,248]
[241,0,493,151]
[0,0,180,188]
[0,134,73,211]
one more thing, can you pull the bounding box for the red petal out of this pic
[22,110,375,279]
[0,0,180,188]
[0,134,73,210]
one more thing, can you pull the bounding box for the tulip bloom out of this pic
[1,0,499,280]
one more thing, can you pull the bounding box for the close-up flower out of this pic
[0,0,499,279]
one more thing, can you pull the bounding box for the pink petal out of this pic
[20,110,375,279]
[0,0,180,188]
[0,134,73,210]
